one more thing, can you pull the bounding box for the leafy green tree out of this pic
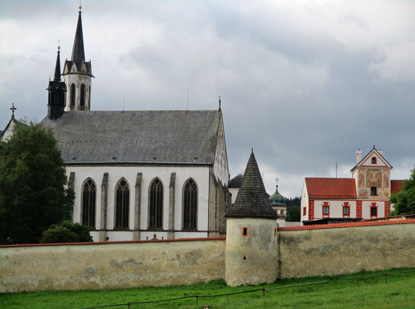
[390,168,415,215]
[286,205,301,222]
[0,123,74,244]
[40,221,92,243]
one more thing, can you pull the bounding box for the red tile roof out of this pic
[278,218,415,231]
[305,178,357,199]
[391,180,404,194]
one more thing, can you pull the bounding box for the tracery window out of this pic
[80,84,86,107]
[115,179,129,228]
[70,84,75,106]
[149,178,163,229]
[82,179,96,228]
[183,179,197,230]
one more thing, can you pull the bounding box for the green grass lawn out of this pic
[2,268,415,308]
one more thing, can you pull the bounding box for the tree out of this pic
[390,168,415,215]
[40,221,92,243]
[286,205,301,222]
[0,123,74,244]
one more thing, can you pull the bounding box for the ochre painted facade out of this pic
[278,221,415,278]
[2,220,415,293]
[0,238,225,293]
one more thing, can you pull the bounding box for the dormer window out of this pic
[371,157,377,164]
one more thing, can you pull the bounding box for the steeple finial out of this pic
[54,43,61,82]
[10,103,16,119]
[79,0,82,12]
[71,4,85,64]
[275,177,279,188]
[218,96,221,110]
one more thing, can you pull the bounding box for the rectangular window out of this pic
[370,187,377,196]
[322,202,330,218]
[343,206,350,217]
[241,226,249,238]
[303,207,306,216]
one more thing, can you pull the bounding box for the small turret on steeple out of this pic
[47,45,66,120]
[63,5,93,112]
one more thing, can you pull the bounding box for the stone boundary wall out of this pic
[278,219,415,279]
[0,237,226,293]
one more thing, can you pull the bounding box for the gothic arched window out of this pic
[149,178,163,229]
[70,84,75,107]
[80,84,86,107]
[183,179,197,230]
[115,178,129,228]
[82,179,96,228]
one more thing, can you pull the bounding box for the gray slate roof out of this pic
[41,110,222,165]
[225,150,277,219]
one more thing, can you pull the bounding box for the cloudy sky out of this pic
[1,0,415,198]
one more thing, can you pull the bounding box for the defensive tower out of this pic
[225,150,278,286]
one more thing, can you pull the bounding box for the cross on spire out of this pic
[10,103,16,119]
[219,96,222,110]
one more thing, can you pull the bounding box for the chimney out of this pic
[379,149,383,155]
[356,149,362,163]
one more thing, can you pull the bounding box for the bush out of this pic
[40,221,92,243]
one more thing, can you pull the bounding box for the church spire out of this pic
[62,5,93,112]
[71,5,85,64]
[54,44,62,82]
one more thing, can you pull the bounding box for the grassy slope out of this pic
[2,268,415,308]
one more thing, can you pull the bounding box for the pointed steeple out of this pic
[71,5,85,64]
[54,45,62,82]
[62,5,93,112]
[225,150,277,219]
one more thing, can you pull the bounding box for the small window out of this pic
[80,84,86,107]
[370,204,378,218]
[343,203,350,218]
[322,202,330,218]
[371,157,377,164]
[70,84,75,107]
[303,207,306,216]
[241,226,249,238]
[370,187,377,196]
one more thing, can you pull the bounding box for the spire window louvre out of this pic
[183,179,197,230]
[70,84,75,107]
[80,84,86,108]
[82,179,96,228]
[149,178,163,229]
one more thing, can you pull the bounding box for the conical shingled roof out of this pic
[225,150,277,219]
[71,9,85,64]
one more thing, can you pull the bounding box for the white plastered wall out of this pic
[67,165,210,241]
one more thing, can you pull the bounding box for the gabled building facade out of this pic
[301,146,403,224]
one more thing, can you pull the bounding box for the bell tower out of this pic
[47,45,66,120]
[63,5,93,112]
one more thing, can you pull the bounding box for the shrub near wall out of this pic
[0,238,226,293]
[278,220,415,279]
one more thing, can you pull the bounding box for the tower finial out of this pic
[218,96,221,110]
[79,0,82,12]
[275,177,279,188]
[10,103,16,119]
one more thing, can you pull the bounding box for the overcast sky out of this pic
[1,0,415,198]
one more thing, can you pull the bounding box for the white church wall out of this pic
[66,164,211,241]
[213,117,229,186]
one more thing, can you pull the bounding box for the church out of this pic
[301,146,403,224]
[41,7,230,242]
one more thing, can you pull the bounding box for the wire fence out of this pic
[83,269,415,309]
